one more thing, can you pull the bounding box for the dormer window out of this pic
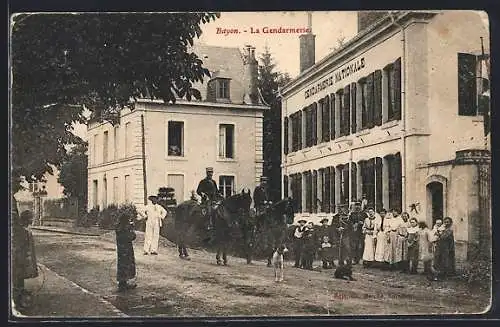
[217,78,230,99]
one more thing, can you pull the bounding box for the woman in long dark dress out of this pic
[116,213,137,291]
[432,217,456,280]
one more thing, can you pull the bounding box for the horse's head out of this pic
[217,190,252,226]
[239,189,252,211]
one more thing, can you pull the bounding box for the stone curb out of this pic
[30,226,103,237]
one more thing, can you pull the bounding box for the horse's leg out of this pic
[216,237,222,265]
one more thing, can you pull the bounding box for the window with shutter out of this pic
[312,170,318,213]
[298,173,303,212]
[343,85,351,136]
[359,79,367,129]
[375,157,383,211]
[393,58,402,120]
[343,165,350,205]
[284,116,289,155]
[298,110,303,150]
[351,164,357,202]
[366,74,375,129]
[337,90,345,136]
[362,159,376,209]
[304,107,310,147]
[458,53,477,116]
[305,171,312,213]
[351,83,357,134]
[330,94,336,140]
[312,103,318,146]
[322,95,330,142]
[319,168,325,212]
[387,155,395,210]
[374,70,383,126]
[324,167,331,212]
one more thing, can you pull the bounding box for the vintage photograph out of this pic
[9,11,491,318]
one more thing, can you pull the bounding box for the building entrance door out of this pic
[427,181,444,224]
[167,174,184,203]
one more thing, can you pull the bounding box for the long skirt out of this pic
[384,231,402,264]
[362,234,377,262]
[374,232,387,262]
[397,235,408,262]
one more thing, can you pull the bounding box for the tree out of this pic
[58,141,88,213]
[331,34,346,52]
[257,46,292,201]
[10,13,219,193]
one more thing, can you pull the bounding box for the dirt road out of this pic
[28,229,490,317]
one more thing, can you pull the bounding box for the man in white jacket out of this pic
[141,195,167,255]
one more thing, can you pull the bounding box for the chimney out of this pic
[243,44,260,105]
[299,12,316,74]
[357,11,390,33]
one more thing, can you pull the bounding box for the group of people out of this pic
[291,201,456,281]
[115,167,274,291]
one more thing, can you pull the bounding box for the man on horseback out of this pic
[253,176,271,216]
[196,167,220,231]
[254,176,275,266]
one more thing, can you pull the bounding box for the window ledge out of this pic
[472,116,484,123]
[381,120,400,130]
[317,143,328,149]
[166,156,188,161]
[301,148,312,154]
[217,158,237,163]
[216,98,231,103]
[355,129,370,137]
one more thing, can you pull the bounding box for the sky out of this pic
[197,11,358,77]
[71,11,359,140]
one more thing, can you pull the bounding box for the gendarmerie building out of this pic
[281,11,490,262]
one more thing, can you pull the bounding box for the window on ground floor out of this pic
[219,175,235,198]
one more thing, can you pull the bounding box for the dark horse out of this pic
[254,197,295,267]
[175,190,252,265]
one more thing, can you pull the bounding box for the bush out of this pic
[460,255,492,289]
[98,204,119,230]
[77,207,100,227]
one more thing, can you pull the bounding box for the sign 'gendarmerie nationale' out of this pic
[304,57,366,99]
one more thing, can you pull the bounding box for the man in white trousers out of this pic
[142,195,167,255]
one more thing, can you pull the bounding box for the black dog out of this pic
[334,263,356,281]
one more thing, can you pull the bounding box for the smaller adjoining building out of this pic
[87,44,269,210]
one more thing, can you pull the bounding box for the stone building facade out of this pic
[281,11,490,262]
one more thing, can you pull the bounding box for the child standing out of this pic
[406,218,420,274]
[418,221,434,276]
[320,236,335,269]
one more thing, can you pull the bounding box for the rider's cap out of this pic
[297,219,307,224]
[206,167,214,173]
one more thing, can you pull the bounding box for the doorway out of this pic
[167,174,185,202]
[427,181,444,224]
